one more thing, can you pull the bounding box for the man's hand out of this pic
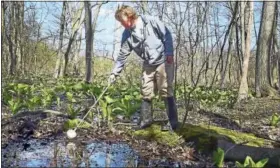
[108,74,117,84]
[166,56,173,64]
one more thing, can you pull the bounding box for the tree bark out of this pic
[2,2,7,74]
[204,2,210,86]
[72,29,82,76]
[19,2,24,74]
[255,1,276,97]
[271,3,279,90]
[240,1,246,64]
[220,2,237,88]
[7,2,16,75]
[92,3,103,60]
[235,18,242,81]
[13,2,19,74]
[54,1,66,78]
[237,1,253,101]
[84,1,93,83]
[278,51,280,93]
[212,2,238,87]
[62,2,84,77]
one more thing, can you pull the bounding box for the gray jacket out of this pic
[112,15,174,75]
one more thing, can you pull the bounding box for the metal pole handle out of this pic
[74,82,111,131]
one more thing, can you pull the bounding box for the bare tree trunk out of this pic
[212,2,238,87]
[188,3,195,85]
[274,41,280,92]
[240,1,246,65]
[228,4,237,85]
[220,28,234,88]
[1,2,4,53]
[72,29,82,76]
[13,2,19,75]
[212,5,222,84]
[278,52,280,93]
[235,19,242,81]
[274,4,280,93]
[54,1,66,78]
[255,1,276,97]
[237,1,253,101]
[84,1,93,83]
[34,25,41,75]
[7,2,16,75]
[92,3,104,59]
[15,2,20,72]
[204,2,210,85]
[19,1,24,74]
[214,6,222,80]
[221,2,237,88]
[174,2,188,98]
[196,2,201,76]
[62,2,84,77]
[270,3,278,89]
[2,2,7,74]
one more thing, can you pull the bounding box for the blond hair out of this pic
[115,5,138,21]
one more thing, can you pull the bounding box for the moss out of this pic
[178,123,267,147]
[130,123,274,149]
[199,124,265,147]
[132,125,183,147]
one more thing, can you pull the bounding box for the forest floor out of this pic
[1,97,280,167]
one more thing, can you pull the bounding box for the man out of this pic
[109,5,178,131]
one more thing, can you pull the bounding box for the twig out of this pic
[12,109,66,118]
[113,122,137,126]
[224,141,249,156]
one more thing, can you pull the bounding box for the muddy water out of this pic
[2,136,182,167]
[1,137,139,167]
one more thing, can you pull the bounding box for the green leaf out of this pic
[270,113,279,126]
[133,91,139,96]
[213,148,224,168]
[104,96,115,104]
[124,95,133,100]
[66,92,73,100]
[17,83,29,90]
[244,156,252,167]
[115,101,126,109]
[107,106,112,121]
[99,100,108,118]
[255,158,269,168]
[73,82,83,90]
[8,99,23,114]
[112,107,125,113]
[67,104,81,119]
[63,119,91,130]
[248,156,256,167]
[235,161,244,168]
[27,96,41,109]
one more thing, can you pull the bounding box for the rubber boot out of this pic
[161,97,178,131]
[134,99,153,130]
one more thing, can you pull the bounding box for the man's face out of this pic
[119,15,134,29]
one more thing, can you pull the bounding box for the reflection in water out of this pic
[1,138,139,167]
[2,138,183,167]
